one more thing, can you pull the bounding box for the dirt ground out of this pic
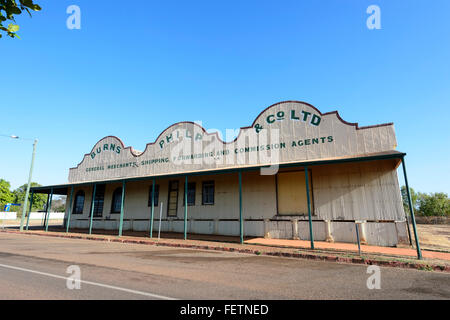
[414,224,450,252]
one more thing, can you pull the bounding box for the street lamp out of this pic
[1,134,38,231]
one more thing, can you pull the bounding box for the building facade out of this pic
[30,101,414,247]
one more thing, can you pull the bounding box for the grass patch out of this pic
[418,265,434,272]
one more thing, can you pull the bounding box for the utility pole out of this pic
[20,139,37,231]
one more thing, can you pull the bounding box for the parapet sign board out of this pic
[68,101,397,183]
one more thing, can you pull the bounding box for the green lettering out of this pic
[301,111,311,122]
[276,111,285,120]
[311,114,322,126]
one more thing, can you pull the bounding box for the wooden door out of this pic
[167,180,179,217]
[277,171,312,215]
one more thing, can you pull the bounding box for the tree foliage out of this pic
[417,192,450,217]
[0,179,14,207]
[0,0,41,39]
[0,179,48,215]
[12,182,48,212]
[52,198,66,213]
[401,186,450,217]
[401,186,417,214]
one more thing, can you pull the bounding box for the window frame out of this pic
[110,187,123,214]
[183,182,196,206]
[147,184,160,207]
[90,184,105,217]
[202,180,215,205]
[72,190,85,215]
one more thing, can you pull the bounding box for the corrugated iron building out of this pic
[29,101,418,247]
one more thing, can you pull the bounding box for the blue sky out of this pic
[1,0,449,194]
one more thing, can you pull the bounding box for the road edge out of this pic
[1,229,449,273]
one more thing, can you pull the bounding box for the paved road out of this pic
[0,232,449,299]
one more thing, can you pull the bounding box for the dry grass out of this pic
[415,224,450,252]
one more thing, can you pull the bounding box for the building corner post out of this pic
[89,184,97,235]
[118,181,126,237]
[401,157,422,260]
[239,171,243,244]
[150,179,155,238]
[66,186,74,233]
[45,188,53,232]
[184,176,188,240]
[305,166,314,249]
